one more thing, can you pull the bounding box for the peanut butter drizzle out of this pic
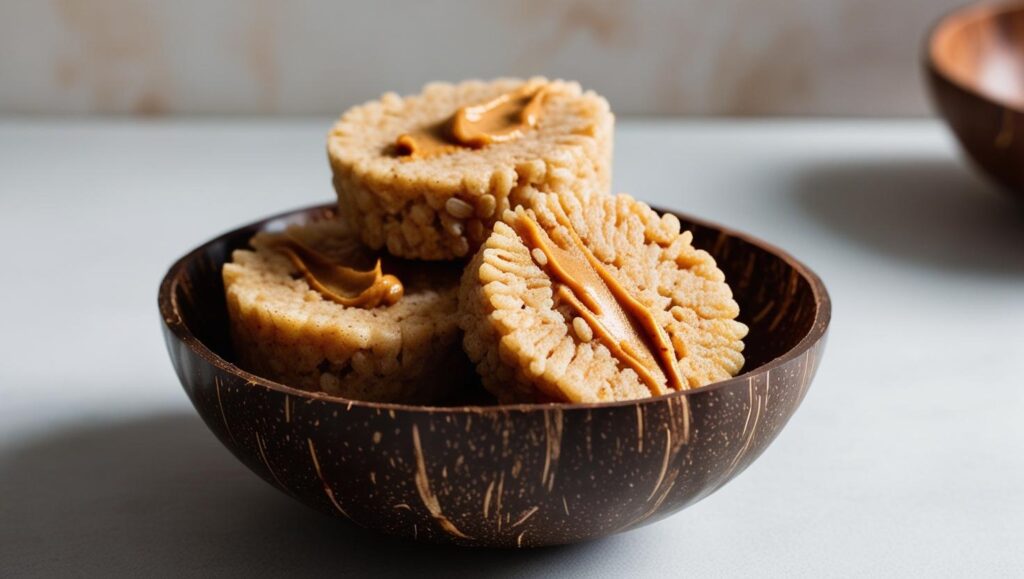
[395,82,548,159]
[513,202,686,396]
[268,235,403,308]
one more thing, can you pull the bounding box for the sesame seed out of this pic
[531,248,548,266]
[445,197,475,219]
[477,194,497,218]
[572,317,593,342]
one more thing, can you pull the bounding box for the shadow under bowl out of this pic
[926,2,1024,197]
[158,203,830,548]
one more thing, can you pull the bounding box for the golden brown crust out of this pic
[328,78,614,260]
[223,218,472,403]
[459,192,748,404]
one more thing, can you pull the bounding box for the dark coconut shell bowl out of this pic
[159,203,830,548]
[927,2,1024,197]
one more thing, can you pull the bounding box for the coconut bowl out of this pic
[158,203,830,548]
[927,2,1024,197]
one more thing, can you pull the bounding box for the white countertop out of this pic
[1,119,1022,577]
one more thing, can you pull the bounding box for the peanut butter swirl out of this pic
[268,235,403,308]
[512,202,685,396]
[395,82,548,158]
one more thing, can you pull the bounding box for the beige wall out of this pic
[0,0,962,116]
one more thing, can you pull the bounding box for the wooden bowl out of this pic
[159,204,830,548]
[927,2,1024,196]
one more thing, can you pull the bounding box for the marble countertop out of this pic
[1,119,1021,577]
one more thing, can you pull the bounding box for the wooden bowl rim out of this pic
[925,1,1024,114]
[158,203,831,414]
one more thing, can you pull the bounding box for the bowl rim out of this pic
[159,203,831,415]
[925,1,1024,114]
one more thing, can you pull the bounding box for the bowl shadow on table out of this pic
[0,412,620,578]
[790,159,1024,276]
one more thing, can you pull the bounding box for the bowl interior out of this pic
[168,204,821,406]
[930,3,1024,110]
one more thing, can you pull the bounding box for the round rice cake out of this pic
[222,217,472,404]
[458,192,748,404]
[328,77,613,260]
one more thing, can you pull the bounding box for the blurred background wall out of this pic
[0,0,963,116]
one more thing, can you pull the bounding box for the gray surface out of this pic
[1,119,1022,577]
